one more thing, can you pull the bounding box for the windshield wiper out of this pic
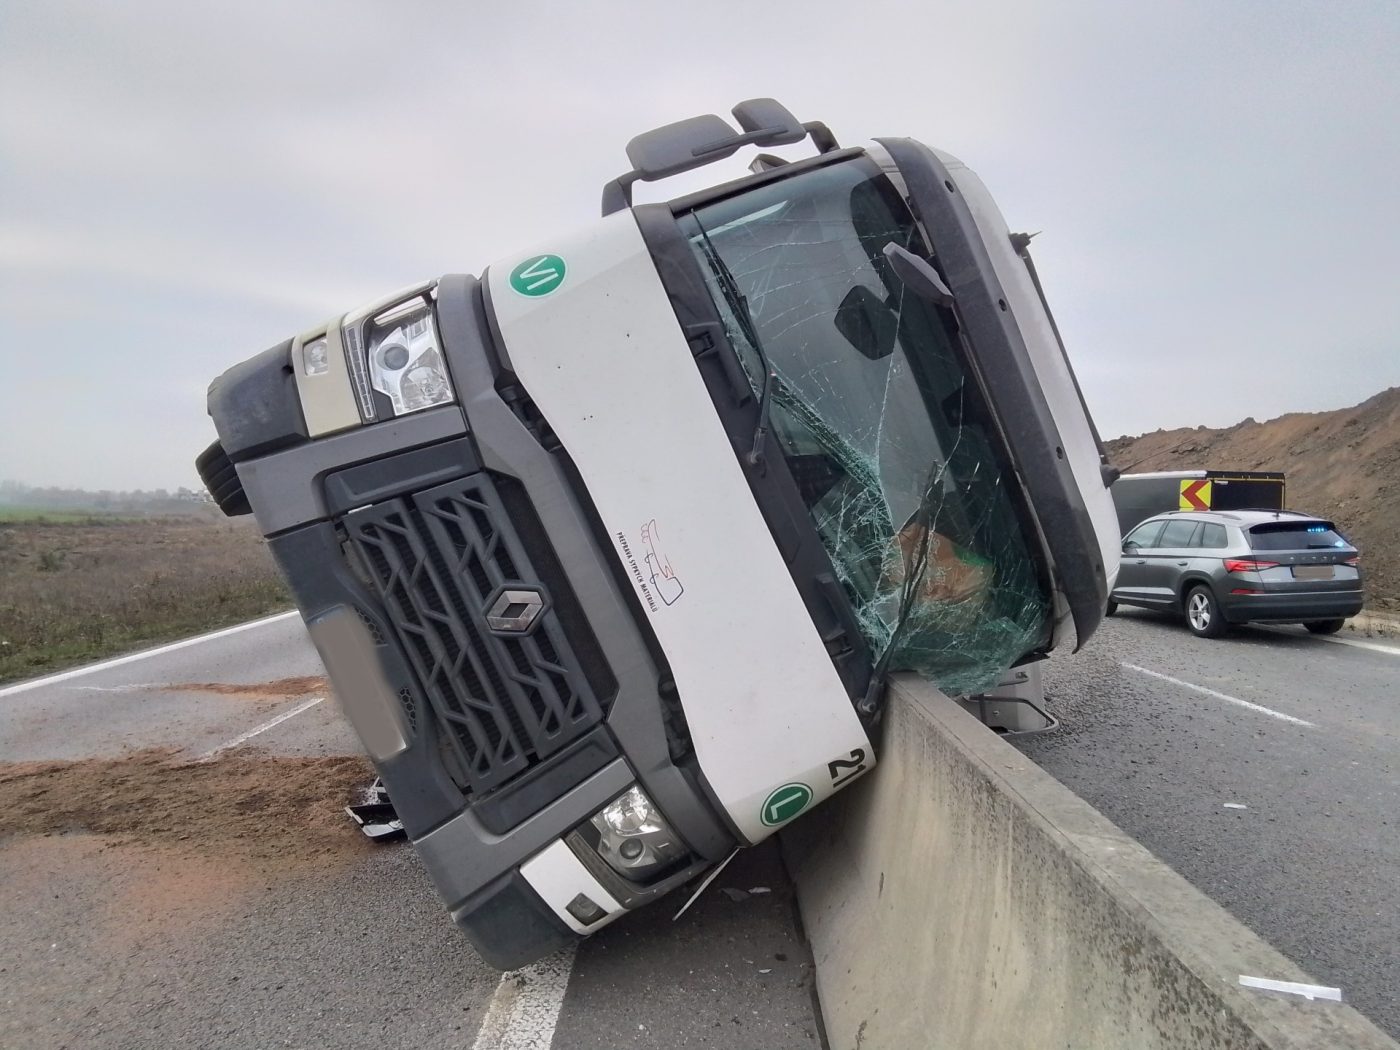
[694,221,777,470]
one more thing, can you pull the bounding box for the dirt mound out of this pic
[0,748,375,865]
[1105,386,1400,609]
[161,675,328,700]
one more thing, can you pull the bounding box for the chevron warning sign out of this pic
[1179,478,1212,511]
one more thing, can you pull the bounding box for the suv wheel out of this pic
[1305,619,1346,635]
[1185,586,1228,638]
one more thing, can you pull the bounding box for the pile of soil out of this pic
[0,748,375,865]
[1104,386,1400,609]
[160,675,328,700]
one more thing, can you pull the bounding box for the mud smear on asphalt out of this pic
[0,747,374,866]
[160,675,329,700]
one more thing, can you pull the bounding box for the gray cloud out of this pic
[2,0,1397,489]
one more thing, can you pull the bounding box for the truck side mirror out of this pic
[731,98,805,147]
[602,98,840,214]
[835,286,897,360]
[626,114,744,180]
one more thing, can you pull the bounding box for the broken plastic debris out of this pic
[345,778,405,841]
[747,886,772,895]
[672,849,739,921]
[720,888,751,902]
[1223,803,1248,810]
[1238,976,1342,1002]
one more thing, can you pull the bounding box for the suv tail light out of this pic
[1343,556,1360,567]
[1223,558,1279,573]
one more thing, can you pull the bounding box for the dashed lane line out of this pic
[0,610,301,699]
[470,946,576,1050]
[198,696,325,759]
[1121,662,1315,727]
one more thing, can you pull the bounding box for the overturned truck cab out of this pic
[197,100,1120,969]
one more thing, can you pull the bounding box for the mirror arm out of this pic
[803,121,840,153]
[601,173,640,216]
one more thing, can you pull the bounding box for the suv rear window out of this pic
[1248,521,1349,550]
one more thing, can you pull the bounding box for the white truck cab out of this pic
[197,99,1119,968]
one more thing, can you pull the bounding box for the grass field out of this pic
[0,514,291,684]
[0,508,141,524]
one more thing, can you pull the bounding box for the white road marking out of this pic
[1253,624,1400,657]
[0,610,300,699]
[1320,635,1400,657]
[199,696,324,758]
[470,946,576,1050]
[70,683,158,693]
[1121,663,1315,727]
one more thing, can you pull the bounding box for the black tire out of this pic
[1105,600,1118,617]
[1305,619,1346,635]
[195,440,251,517]
[1184,585,1229,638]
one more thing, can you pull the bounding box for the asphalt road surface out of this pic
[0,614,822,1050]
[1014,610,1400,1040]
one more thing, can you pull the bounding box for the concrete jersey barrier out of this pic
[783,676,1397,1050]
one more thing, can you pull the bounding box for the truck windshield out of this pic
[678,157,1050,695]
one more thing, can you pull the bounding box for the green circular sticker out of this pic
[760,782,813,827]
[509,254,567,297]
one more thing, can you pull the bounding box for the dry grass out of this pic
[0,515,291,683]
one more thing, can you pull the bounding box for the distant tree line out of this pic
[0,479,212,515]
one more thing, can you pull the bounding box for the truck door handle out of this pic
[1135,559,1146,565]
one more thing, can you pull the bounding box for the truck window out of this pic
[678,158,1050,695]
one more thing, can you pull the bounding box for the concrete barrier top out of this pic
[784,675,1397,1050]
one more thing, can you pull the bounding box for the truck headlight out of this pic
[343,294,455,421]
[589,786,689,881]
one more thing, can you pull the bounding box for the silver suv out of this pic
[1109,510,1364,638]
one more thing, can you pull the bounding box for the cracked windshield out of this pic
[682,159,1050,694]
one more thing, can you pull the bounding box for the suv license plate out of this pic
[1293,565,1335,581]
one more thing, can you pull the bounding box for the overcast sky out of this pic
[3,1,1398,490]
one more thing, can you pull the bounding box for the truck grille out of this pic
[342,474,606,794]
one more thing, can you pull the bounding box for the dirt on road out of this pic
[161,675,329,700]
[1105,385,1400,609]
[0,748,374,865]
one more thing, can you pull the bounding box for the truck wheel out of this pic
[195,440,251,517]
[1305,619,1346,635]
[1105,600,1118,617]
[1184,586,1228,638]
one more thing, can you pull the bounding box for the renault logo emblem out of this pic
[485,588,546,633]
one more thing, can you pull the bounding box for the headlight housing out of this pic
[343,292,455,422]
[587,785,689,882]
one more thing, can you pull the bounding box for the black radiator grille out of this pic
[343,474,606,794]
